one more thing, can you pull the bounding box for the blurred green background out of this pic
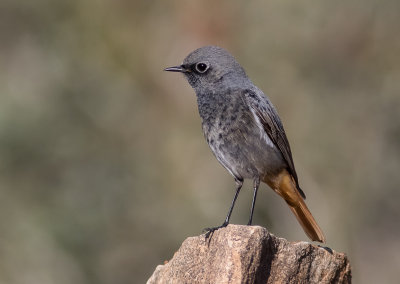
[1,0,399,283]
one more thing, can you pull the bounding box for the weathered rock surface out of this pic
[147,225,351,284]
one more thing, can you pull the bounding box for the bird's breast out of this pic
[196,92,285,180]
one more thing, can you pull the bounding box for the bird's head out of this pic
[165,46,250,92]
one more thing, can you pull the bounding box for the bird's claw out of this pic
[203,222,229,239]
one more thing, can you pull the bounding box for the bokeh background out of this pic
[1,0,399,283]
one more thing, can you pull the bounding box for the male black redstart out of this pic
[164,46,325,243]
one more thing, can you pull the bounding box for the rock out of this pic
[147,225,351,284]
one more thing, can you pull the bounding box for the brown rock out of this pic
[147,225,351,284]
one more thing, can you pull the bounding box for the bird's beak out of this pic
[164,65,190,73]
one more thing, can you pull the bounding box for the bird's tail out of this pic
[266,170,326,243]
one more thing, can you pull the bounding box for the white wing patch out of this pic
[249,107,275,148]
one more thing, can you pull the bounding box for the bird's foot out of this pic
[203,222,229,239]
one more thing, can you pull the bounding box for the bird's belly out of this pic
[207,124,286,180]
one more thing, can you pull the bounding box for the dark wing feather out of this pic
[244,89,306,199]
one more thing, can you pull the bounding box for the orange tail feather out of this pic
[267,170,326,243]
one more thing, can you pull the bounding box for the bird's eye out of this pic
[195,62,209,73]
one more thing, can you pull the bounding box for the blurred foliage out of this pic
[0,0,399,283]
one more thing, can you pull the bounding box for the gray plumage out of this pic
[164,46,325,242]
[181,46,303,197]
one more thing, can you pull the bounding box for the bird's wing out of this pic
[243,89,306,199]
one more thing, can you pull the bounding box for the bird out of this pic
[164,46,325,243]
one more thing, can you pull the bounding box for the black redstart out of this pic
[164,46,325,243]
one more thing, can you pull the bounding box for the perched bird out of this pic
[164,46,325,243]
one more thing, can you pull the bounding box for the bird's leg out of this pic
[247,177,260,225]
[203,178,243,238]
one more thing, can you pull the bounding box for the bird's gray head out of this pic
[165,46,250,92]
